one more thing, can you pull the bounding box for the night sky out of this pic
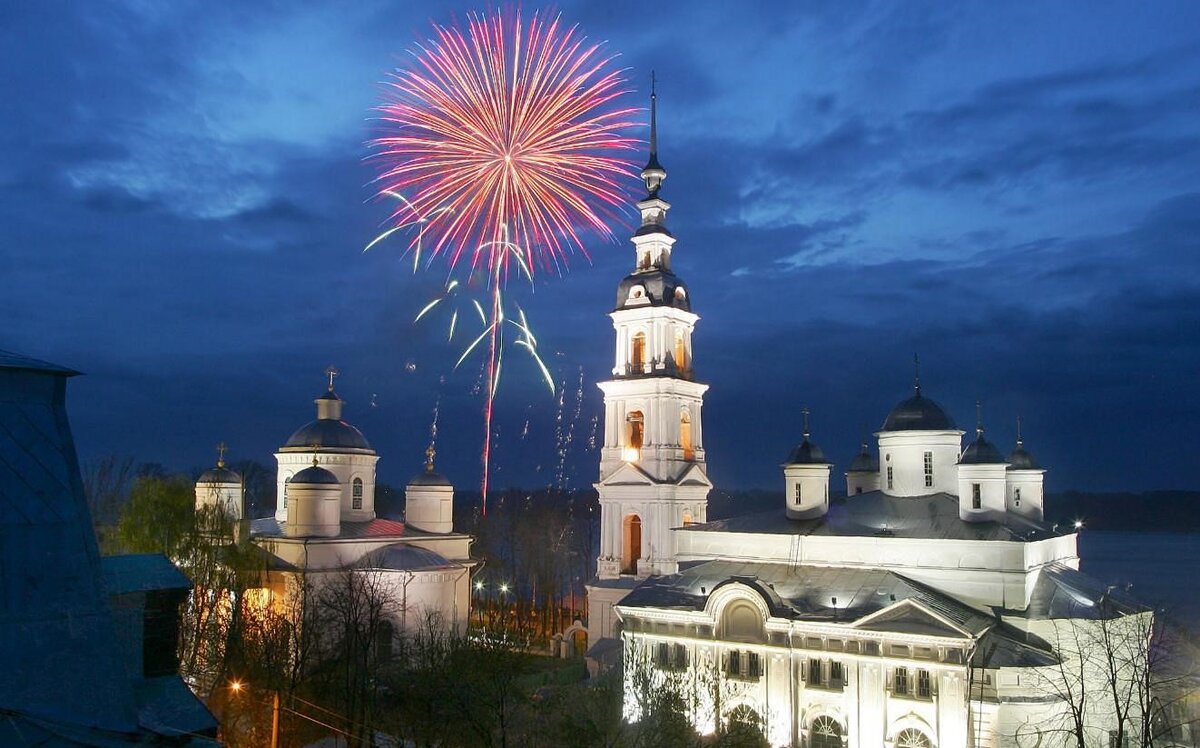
[3,2,1198,494]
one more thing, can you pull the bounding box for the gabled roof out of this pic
[102,554,191,595]
[0,348,79,376]
[1018,562,1150,620]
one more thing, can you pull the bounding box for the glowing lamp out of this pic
[621,447,640,462]
[1073,520,1084,529]
[229,680,243,693]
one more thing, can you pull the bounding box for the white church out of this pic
[586,90,1154,747]
[194,371,475,634]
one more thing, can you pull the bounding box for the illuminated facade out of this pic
[195,380,475,634]
[587,93,1151,747]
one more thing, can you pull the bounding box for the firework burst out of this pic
[368,9,639,511]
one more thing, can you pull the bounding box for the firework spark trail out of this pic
[369,9,637,513]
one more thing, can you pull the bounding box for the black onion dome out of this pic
[1007,445,1041,470]
[881,393,957,432]
[959,435,1006,465]
[197,465,242,484]
[847,447,879,473]
[615,269,691,312]
[785,438,831,465]
[284,420,372,451]
[292,464,339,485]
[409,470,452,487]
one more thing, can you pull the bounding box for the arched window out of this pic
[682,511,694,526]
[631,332,646,372]
[725,705,763,735]
[680,409,694,460]
[721,600,764,642]
[352,477,364,510]
[895,728,931,747]
[283,476,290,509]
[674,331,687,371]
[811,716,843,748]
[621,515,641,574]
[626,411,644,451]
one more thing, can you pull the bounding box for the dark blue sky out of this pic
[3,2,1198,493]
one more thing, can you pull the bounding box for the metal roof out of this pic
[101,554,191,596]
[959,435,1006,465]
[1007,445,1041,470]
[620,560,994,634]
[283,418,373,452]
[615,269,691,312]
[680,490,1060,543]
[361,544,459,572]
[0,348,79,376]
[1018,562,1149,620]
[785,438,831,466]
[250,516,409,539]
[880,393,957,432]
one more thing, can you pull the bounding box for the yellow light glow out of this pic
[622,447,640,462]
[230,680,243,692]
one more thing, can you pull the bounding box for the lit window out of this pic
[923,451,933,488]
[352,477,363,510]
[283,476,290,508]
[972,483,981,509]
[631,332,646,371]
[887,466,894,490]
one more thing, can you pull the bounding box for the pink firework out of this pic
[369,9,640,512]
[370,8,640,277]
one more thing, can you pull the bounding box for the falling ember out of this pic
[367,9,640,512]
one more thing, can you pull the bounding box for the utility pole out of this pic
[270,691,280,748]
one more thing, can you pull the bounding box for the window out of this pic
[674,331,687,371]
[621,515,641,574]
[283,476,290,509]
[1109,730,1130,748]
[808,658,822,685]
[626,411,644,450]
[896,729,932,747]
[830,661,845,688]
[893,666,909,695]
[671,643,688,670]
[680,409,693,460]
[794,482,803,505]
[811,716,843,748]
[917,669,932,698]
[631,332,646,371]
[1014,487,1022,507]
[972,483,982,509]
[856,486,863,495]
[923,451,933,488]
[352,477,363,510]
[887,466,894,490]
[725,650,761,680]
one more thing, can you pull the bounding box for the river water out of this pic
[1078,530,1200,621]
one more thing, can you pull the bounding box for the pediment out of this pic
[676,463,713,487]
[852,599,971,638]
[600,462,656,486]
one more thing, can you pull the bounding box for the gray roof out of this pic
[615,269,691,312]
[1017,562,1149,620]
[681,490,1060,543]
[197,464,242,484]
[959,435,1006,465]
[292,463,339,485]
[0,347,79,376]
[881,392,957,432]
[362,544,458,572]
[101,553,191,595]
[409,469,452,487]
[620,560,994,634]
[283,418,373,452]
[1007,444,1041,470]
[785,437,830,465]
[847,446,879,473]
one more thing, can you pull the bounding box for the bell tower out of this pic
[588,81,712,644]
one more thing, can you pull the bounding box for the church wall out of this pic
[275,451,379,523]
[877,431,962,496]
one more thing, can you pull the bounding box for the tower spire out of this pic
[976,400,984,438]
[641,72,666,197]
[1016,415,1024,448]
[913,353,921,395]
[802,406,811,440]
[325,365,339,392]
[216,441,227,469]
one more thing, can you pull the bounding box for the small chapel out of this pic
[194,370,476,634]
[586,88,1153,747]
